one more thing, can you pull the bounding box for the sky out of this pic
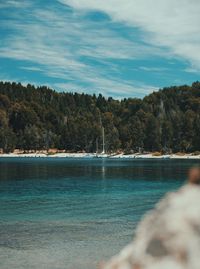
[0,0,200,98]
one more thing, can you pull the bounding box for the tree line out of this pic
[0,81,200,153]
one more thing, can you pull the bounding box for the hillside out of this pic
[0,81,200,153]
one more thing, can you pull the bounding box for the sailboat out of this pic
[96,127,109,158]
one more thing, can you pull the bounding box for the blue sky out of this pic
[0,0,200,98]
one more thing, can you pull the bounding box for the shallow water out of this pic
[0,158,198,269]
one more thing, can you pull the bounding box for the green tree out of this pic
[0,127,16,153]
[161,120,173,153]
[144,114,161,151]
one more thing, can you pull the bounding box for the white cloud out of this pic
[20,66,43,72]
[1,0,199,99]
[139,66,168,72]
[55,78,156,99]
[60,0,200,70]
[0,4,159,97]
[0,0,31,9]
[184,67,200,74]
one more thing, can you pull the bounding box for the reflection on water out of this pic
[0,158,197,269]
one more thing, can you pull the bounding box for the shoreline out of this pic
[0,152,200,159]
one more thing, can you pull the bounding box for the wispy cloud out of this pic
[138,66,169,72]
[20,66,43,72]
[0,1,164,97]
[0,0,31,9]
[0,0,198,98]
[184,67,200,74]
[55,78,156,99]
[60,0,200,71]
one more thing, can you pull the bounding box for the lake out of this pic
[0,158,197,269]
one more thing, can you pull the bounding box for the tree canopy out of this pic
[0,81,200,153]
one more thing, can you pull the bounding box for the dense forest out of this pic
[0,81,200,153]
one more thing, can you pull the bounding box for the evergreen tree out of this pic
[0,81,199,153]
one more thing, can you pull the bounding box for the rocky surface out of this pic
[104,184,200,269]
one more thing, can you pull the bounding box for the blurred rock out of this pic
[104,183,200,269]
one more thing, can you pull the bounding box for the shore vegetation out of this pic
[0,81,200,153]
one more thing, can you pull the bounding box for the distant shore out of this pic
[0,152,200,159]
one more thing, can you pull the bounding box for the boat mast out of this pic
[99,112,105,154]
[102,127,105,154]
[96,138,98,154]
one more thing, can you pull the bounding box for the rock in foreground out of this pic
[104,184,200,269]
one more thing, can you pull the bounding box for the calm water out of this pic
[0,158,198,269]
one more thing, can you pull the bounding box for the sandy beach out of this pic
[0,152,200,159]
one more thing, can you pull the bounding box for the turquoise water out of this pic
[0,158,197,269]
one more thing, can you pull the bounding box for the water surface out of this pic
[0,158,197,269]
